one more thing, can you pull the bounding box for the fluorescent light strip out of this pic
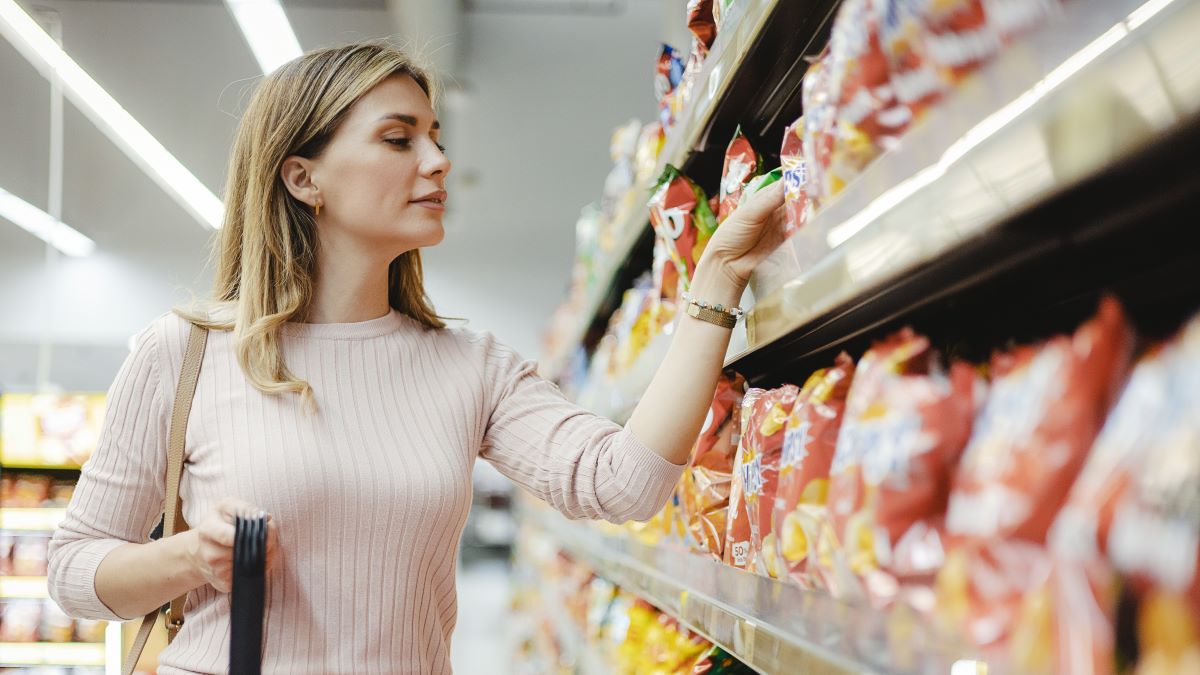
[0,186,95,257]
[225,0,303,74]
[0,0,223,230]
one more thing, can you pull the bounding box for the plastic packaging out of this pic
[735,384,801,576]
[772,353,856,587]
[648,165,718,289]
[680,372,747,560]
[718,127,763,223]
[780,117,810,237]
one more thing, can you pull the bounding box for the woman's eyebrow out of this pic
[376,113,440,130]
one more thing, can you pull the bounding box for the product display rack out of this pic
[521,503,984,675]
[528,0,1200,673]
[541,0,840,382]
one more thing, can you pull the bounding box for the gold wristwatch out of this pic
[682,293,742,329]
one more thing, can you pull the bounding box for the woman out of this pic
[47,42,786,673]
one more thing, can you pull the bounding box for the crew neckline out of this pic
[282,309,406,339]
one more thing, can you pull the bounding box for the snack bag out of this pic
[921,0,1001,84]
[739,385,801,577]
[946,296,1134,546]
[780,117,810,237]
[655,44,685,129]
[718,127,763,223]
[773,353,856,588]
[1013,347,1175,675]
[824,329,979,604]
[880,0,945,120]
[687,0,717,51]
[724,388,764,570]
[738,167,782,210]
[802,51,837,207]
[939,297,1134,649]
[680,372,747,560]
[648,165,718,289]
[826,0,909,196]
[634,122,666,185]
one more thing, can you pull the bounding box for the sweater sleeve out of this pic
[47,320,172,621]
[476,333,684,523]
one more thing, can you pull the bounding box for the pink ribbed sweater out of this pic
[47,310,682,674]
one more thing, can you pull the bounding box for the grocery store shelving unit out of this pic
[533,0,1200,673]
[541,0,840,382]
[0,458,121,673]
[734,0,1200,383]
[522,504,985,675]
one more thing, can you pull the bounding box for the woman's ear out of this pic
[280,155,319,207]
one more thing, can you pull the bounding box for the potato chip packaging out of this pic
[687,0,717,50]
[983,0,1060,43]
[802,51,837,206]
[920,0,1001,84]
[718,127,763,223]
[826,0,910,197]
[938,297,1134,649]
[738,167,782,210]
[648,165,718,289]
[880,0,945,119]
[822,329,979,604]
[656,44,686,129]
[634,122,666,185]
[780,117,810,238]
[680,372,747,560]
[725,387,764,570]
[773,353,855,588]
[946,296,1134,547]
[731,384,801,577]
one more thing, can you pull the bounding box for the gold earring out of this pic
[315,201,321,217]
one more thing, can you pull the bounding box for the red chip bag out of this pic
[687,0,717,50]
[718,128,763,224]
[921,0,1001,84]
[880,0,945,120]
[939,297,1134,650]
[680,372,747,560]
[648,165,718,289]
[826,0,910,195]
[772,354,856,587]
[946,296,1134,547]
[780,117,810,238]
[822,329,979,605]
[725,388,764,570]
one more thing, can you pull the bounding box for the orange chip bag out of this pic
[724,388,764,570]
[742,385,802,578]
[771,353,856,588]
[680,372,747,560]
[822,329,979,604]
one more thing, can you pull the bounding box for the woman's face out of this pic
[299,74,450,255]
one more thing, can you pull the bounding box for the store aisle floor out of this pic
[453,558,514,675]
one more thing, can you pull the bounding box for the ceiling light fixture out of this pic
[0,0,224,230]
[0,186,95,257]
[224,0,303,74]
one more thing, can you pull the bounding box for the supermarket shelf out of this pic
[0,642,106,667]
[521,505,986,675]
[0,462,84,471]
[0,507,67,532]
[542,0,838,382]
[0,576,49,599]
[733,0,1200,380]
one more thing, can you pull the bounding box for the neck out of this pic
[307,233,398,324]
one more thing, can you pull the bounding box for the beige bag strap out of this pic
[123,322,208,675]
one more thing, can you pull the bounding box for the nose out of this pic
[422,139,451,179]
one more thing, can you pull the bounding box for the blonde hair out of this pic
[179,42,445,406]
